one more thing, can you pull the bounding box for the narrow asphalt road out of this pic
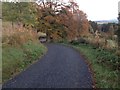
[2,43,93,88]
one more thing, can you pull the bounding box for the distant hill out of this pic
[94,19,118,24]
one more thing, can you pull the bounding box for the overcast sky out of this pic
[75,0,119,21]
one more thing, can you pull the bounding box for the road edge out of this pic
[58,43,97,89]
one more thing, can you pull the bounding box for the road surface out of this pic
[2,43,93,88]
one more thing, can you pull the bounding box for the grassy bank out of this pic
[71,44,119,88]
[2,22,47,83]
[2,41,46,83]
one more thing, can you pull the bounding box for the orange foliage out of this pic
[36,0,90,41]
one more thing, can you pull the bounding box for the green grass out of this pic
[0,45,2,84]
[71,44,120,88]
[2,41,47,83]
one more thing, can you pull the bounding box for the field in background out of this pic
[2,22,47,83]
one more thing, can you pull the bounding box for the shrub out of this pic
[71,44,120,88]
[70,38,88,45]
[96,49,120,70]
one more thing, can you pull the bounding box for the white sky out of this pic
[75,0,119,21]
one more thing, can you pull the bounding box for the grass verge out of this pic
[2,41,47,83]
[71,44,119,88]
[2,22,47,83]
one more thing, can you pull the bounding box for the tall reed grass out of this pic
[2,22,38,46]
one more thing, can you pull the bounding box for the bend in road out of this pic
[2,43,93,88]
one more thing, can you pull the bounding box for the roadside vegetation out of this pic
[69,43,119,88]
[2,22,46,83]
[2,2,46,83]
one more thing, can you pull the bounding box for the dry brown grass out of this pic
[84,35,118,50]
[2,22,38,46]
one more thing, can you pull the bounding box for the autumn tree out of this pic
[36,0,90,42]
[76,10,89,37]
[54,0,90,40]
[36,0,65,41]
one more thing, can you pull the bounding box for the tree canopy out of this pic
[35,0,90,41]
[2,2,38,27]
[2,0,90,41]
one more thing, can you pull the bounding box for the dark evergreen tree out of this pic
[89,21,98,32]
[117,12,120,49]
